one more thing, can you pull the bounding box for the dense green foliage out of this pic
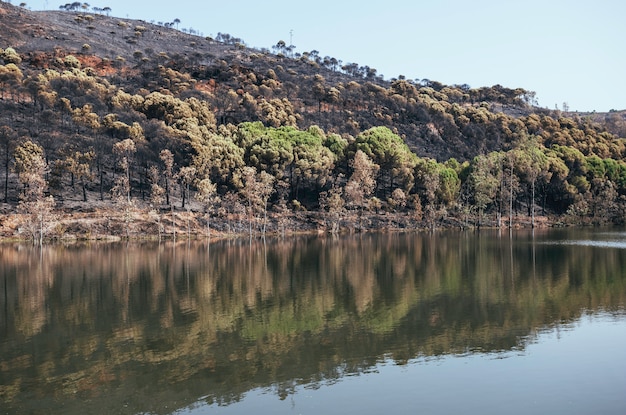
[0,3,625,235]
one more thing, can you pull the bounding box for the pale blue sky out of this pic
[35,0,626,112]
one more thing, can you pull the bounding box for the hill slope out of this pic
[2,3,624,159]
[1,2,625,238]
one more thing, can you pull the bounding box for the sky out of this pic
[33,0,626,112]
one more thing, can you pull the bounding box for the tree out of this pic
[468,154,499,228]
[504,151,520,228]
[148,165,165,241]
[178,166,196,238]
[512,136,548,228]
[236,122,293,180]
[65,150,95,202]
[0,63,23,99]
[1,47,22,65]
[437,165,461,208]
[112,139,136,203]
[319,179,345,234]
[415,159,440,229]
[159,149,177,239]
[240,166,275,237]
[258,98,299,127]
[345,150,378,228]
[192,131,245,188]
[196,177,217,237]
[112,139,137,238]
[256,170,275,236]
[14,141,55,244]
[273,40,287,55]
[312,75,326,114]
[159,149,174,206]
[353,126,417,197]
[71,104,100,133]
[388,188,407,210]
[485,151,505,228]
[0,126,16,202]
[289,126,335,201]
[589,178,617,224]
[178,166,195,210]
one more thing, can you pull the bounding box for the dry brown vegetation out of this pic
[0,2,625,242]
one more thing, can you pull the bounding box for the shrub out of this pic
[64,55,81,68]
[1,47,22,64]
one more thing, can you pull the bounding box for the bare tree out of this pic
[160,149,177,240]
[112,139,136,203]
[196,177,217,237]
[148,165,165,241]
[112,139,136,238]
[240,167,275,237]
[319,178,345,234]
[178,166,196,238]
[14,141,55,244]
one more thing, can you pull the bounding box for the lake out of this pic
[1,228,625,414]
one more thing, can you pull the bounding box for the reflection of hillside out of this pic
[1,231,626,414]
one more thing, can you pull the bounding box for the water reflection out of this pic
[1,229,625,414]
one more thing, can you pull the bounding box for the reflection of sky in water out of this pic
[184,313,626,415]
[3,232,624,415]
[546,230,626,249]
[556,240,626,249]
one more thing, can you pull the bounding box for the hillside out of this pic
[1,2,625,240]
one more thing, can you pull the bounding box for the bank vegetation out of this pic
[0,3,625,242]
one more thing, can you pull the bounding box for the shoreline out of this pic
[0,207,569,244]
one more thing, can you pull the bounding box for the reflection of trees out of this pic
[1,231,626,413]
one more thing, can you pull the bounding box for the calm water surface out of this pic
[1,228,625,414]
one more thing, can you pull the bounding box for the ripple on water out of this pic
[549,239,626,249]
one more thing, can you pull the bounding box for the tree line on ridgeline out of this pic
[0,3,625,241]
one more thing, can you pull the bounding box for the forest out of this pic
[0,2,625,241]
